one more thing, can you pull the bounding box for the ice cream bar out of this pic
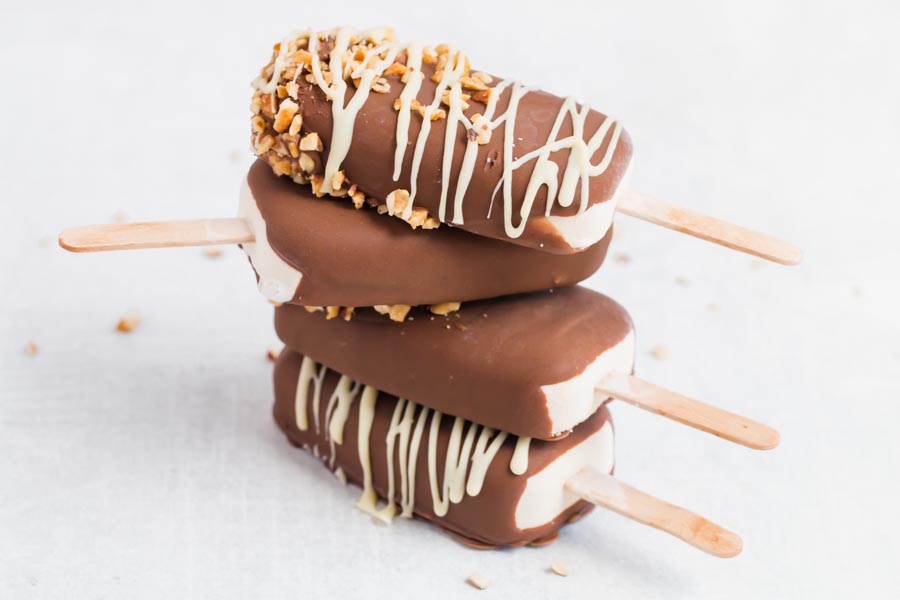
[240,159,611,305]
[274,286,634,440]
[273,349,615,548]
[251,28,632,254]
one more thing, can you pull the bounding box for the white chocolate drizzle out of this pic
[256,28,625,241]
[510,437,532,475]
[293,356,528,523]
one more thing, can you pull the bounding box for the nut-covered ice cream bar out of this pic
[240,159,611,305]
[251,27,632,254]
[275,286,634,440]
[273,349,615,548]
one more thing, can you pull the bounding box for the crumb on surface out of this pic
[116,312,140,333]
[267,347,281,361]
[203,247,223,258]
[614,253,631,265]
[649,344,668,360]
[550,561,569,577]
[25,341,38,356]
[467,574,489,590]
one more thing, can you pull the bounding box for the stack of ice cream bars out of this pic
[61,28,800,557]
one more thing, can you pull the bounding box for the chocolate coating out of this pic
[248,159,611,306]
[274,286,632,440]
[265,46,632,254]
[273,349,613,547]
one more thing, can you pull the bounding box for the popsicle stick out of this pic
[597,372,779,450]
[58,218,254,252]
[617,188,802,266]
[565,467,742,558]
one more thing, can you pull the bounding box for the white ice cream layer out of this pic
[515,420,614,530]
[542,330,635,436]
[238,178,303,303]
[545,165,632,250]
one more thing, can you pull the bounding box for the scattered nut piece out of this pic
[550,561,569,577]
[650,344,668,360]
[430,302,461,316]
[25,341,38,356]
[304,306,324,313]
[343,307,355,321]
[116,312,140,333]
[203,247,223,258]
[325,306,341,320]
[388,305,411,322]
[466,574,489,590]
[267,347,281,361]
[373,305,391,316]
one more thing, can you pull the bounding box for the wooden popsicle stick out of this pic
[617,188,803,266]
[597,372,779,451]
[565,467,742,558]
[58,218,254,252]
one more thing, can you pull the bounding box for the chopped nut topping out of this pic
[350,190,366,209]
[343,307,355,321]
[251,115,267,133]
[255,134,275,154]
[471,89,492,104]
[383,61,408,77]
[299,132,323,152]
[386,189,410,215]
[468,114,491,145]
[430,302,461,316]
[373,304,411,322]
[309,174,325,195]
[288,113,304,136]
[274,99,300,133]
[332,170,346,190]
[304,306,324,313]
[371,77,391,93]
[116,312,140,333]
[466,574,489,590]
[325,306,341,320]
[299,152,316,174]
[460,76,489,91]
[472,71,493,84]
[550,562,569,577]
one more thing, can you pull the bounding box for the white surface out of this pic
[1,1,899,597]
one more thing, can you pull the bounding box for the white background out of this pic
[2,1,899,597]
